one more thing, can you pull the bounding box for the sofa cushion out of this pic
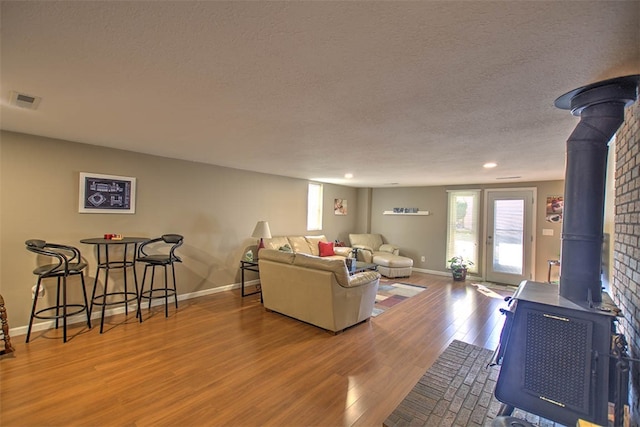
[373,253,413,268]
[259,249,295,264]
[292,252,350,287]
[304,235,328,256]
[333,246,352,258]
[379,243,399,255]
[288,236,313,255]
[263,236,290,251]
[318,241,335,257]
[349,233,384,251]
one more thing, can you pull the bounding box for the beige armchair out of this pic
[349,233,413,278]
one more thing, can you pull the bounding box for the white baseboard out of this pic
[9,280,259,337]
[411,267,449,276]
[411,268,483,282]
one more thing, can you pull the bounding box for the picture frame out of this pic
[334,198,347,215]
[545,196,563,223]
[79,172,136,214]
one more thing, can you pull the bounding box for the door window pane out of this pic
[492,199,524,274]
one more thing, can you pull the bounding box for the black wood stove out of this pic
[493,75,639,427]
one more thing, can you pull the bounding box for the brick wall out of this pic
[612,100,640,426]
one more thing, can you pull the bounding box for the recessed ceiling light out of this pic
[344,173,354,179]
[483,162,498,169]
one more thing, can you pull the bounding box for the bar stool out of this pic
[136,234,183,318]
[25,239,92,343]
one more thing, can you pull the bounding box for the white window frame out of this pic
[307,182,323,231]
[446,189,481,273]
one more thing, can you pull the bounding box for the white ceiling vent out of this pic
[9,91,42,110]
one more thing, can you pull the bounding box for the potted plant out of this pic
[447,256,474,281]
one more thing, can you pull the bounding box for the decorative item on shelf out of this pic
[251,221,272,253]
[244,250,254,262]
[383,210,430,215]
[334,240,345,247]
[447,256,474,281]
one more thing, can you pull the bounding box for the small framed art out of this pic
[79,172,136,214]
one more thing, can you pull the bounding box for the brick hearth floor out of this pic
[383,340,565,427]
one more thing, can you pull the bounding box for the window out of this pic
[307,182,323,231]
[446,190,480,273]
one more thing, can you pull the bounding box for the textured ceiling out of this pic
[1,1,639,187]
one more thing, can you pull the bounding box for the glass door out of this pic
[485,189,535,285]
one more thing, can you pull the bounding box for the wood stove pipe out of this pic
[555,75,639,304]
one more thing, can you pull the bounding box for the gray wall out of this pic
[1,129,565,331]
[0,130,359,327]
[370,182,565,281]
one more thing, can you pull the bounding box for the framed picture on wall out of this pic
[546,196,563,223]
[79,172,136,214]
[334,198,347,215]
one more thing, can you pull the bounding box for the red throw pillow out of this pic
[318,241,335,257]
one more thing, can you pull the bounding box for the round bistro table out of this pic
[80,237,148,333]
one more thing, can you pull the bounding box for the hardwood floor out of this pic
[0,272,512,426]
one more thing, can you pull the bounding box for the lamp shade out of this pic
[251,221,272,239]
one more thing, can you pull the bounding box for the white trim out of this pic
[412,267,483,282]
[9,281,256,337]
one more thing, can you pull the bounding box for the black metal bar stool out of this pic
[136,234,183,318]
[25,239,92,343]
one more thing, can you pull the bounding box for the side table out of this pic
[240,260,260,297]
[547,259,560,283]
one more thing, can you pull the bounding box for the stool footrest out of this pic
[140,289,177,299]
[33,304,88,320]
[92,292,139,306]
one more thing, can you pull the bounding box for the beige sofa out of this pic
[258,249,380,333]
[261,235,352,260]
[349,233,413,278]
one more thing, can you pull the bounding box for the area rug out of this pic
[372,282,426,317]
[383,340,560,427]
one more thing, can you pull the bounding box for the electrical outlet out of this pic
[421,256,426,262]
[31,284,45,298]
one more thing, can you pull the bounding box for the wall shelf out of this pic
[383,210,430,216]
